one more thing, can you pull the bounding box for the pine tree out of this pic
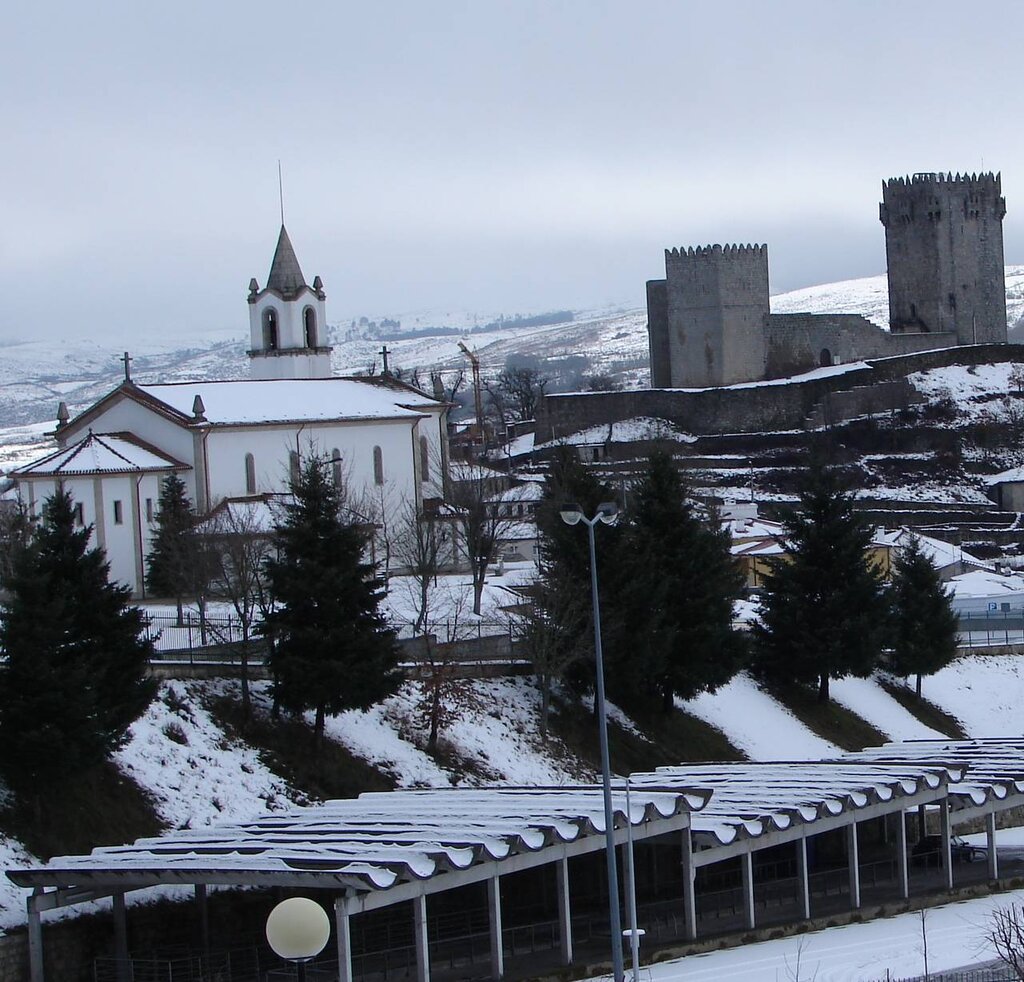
[262,455,401,749]
[617,453,746,710]
[752,464,887,703]
[145,474,204,624]
[0,491,156,792]
[887,534,959,697]
[534,447,623,698]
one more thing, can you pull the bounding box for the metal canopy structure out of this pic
[9,784,711,982]
[10,741,1024,982]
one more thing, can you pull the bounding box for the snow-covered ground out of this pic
[678,673,840,761]
[590,888,1023,981]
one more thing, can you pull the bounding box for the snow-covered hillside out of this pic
[3,656,1024,933]
[5,268,1024,473]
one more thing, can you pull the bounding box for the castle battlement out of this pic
[883,171,1001,190]
[665,243,767,261]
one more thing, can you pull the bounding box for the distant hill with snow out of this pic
[4,268,1024,471]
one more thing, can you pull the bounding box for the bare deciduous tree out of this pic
[495,366,549,421]
[204,500,276,722]
[988,903,1024,979]
[393,497,450,635]
[448,462,519,615]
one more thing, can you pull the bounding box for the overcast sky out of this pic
[4,0,1024,343]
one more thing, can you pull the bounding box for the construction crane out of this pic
[457,340,485,450]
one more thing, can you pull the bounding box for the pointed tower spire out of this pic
[266,226,307,299]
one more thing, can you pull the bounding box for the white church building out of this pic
[11,227,451,597]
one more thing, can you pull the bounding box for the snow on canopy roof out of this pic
[841,738,1024,812]
[7,785,710,894]
[197,494,287,535]
[135,378,442,427]
[630,761,956,848]
[13,432,187,477]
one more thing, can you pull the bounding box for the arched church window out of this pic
[245,453,256,494]
[819,348,832,368]
[331,448,342,486]
[373,446,384,486]
[419,436,429,482]
[303,307,317,348]
[263,308,279,351]
[289,450,299,485]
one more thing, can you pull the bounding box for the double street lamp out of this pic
[559,501,625,982]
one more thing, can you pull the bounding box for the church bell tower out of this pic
[247,227,333,379]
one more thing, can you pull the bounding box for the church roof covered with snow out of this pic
[12,432,187,477]
[60,377,445,434]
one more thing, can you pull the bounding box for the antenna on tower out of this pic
[277,160,285,226]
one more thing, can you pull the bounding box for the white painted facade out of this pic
[11,229,451,597]
[12,434,186,595]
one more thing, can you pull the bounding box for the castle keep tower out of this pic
[247,226,333,379]
[880,172,1007,343]
[648,244,769,388]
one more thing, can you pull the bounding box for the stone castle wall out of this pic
[537,343,1024,442]
[764,313,956,379]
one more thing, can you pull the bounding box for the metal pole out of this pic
[623,779,641,980]
[586,517,625,982]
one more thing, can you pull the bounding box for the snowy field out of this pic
[590,889,1023,981]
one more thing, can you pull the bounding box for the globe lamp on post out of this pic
[559,500,624,982]
[266,897,331,981]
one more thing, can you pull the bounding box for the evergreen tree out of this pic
[145,474,206,624]
[534,447,623,698]
[262,455,401,748]
[887,534,959,697]
[0,491,156,792]
[616,453,746,710]
[752,464,887,703]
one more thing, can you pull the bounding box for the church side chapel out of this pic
[11,227,451,596]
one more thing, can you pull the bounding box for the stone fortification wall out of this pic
[537,343,1024,442]
[881,172,1007,343]
[662,244,769,388]
[764,313,955,379]
[646,279,670,388]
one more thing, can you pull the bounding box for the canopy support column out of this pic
[414,894,430,982]
[847,822,861,910]
[27,897,44,982]
[556,857,573,965]
[940,799,953,890]
[681,830,697,940]
[113,892,129,982]
[195,884,210,964]
[987,812,1000,880]
[488,876,504,979]
[334,896,353,982]
[896,812,909,899]
[796,836,811,921]
[741,851,755,930]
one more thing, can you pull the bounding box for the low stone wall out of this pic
[537,343,1024,442]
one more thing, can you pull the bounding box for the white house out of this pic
[11,227,451,597]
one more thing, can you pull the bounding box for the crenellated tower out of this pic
[880,172,1007,344]
[648,244,770,387]
[247,226,333,379]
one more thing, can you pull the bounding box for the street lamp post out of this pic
[559,501,624,982]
